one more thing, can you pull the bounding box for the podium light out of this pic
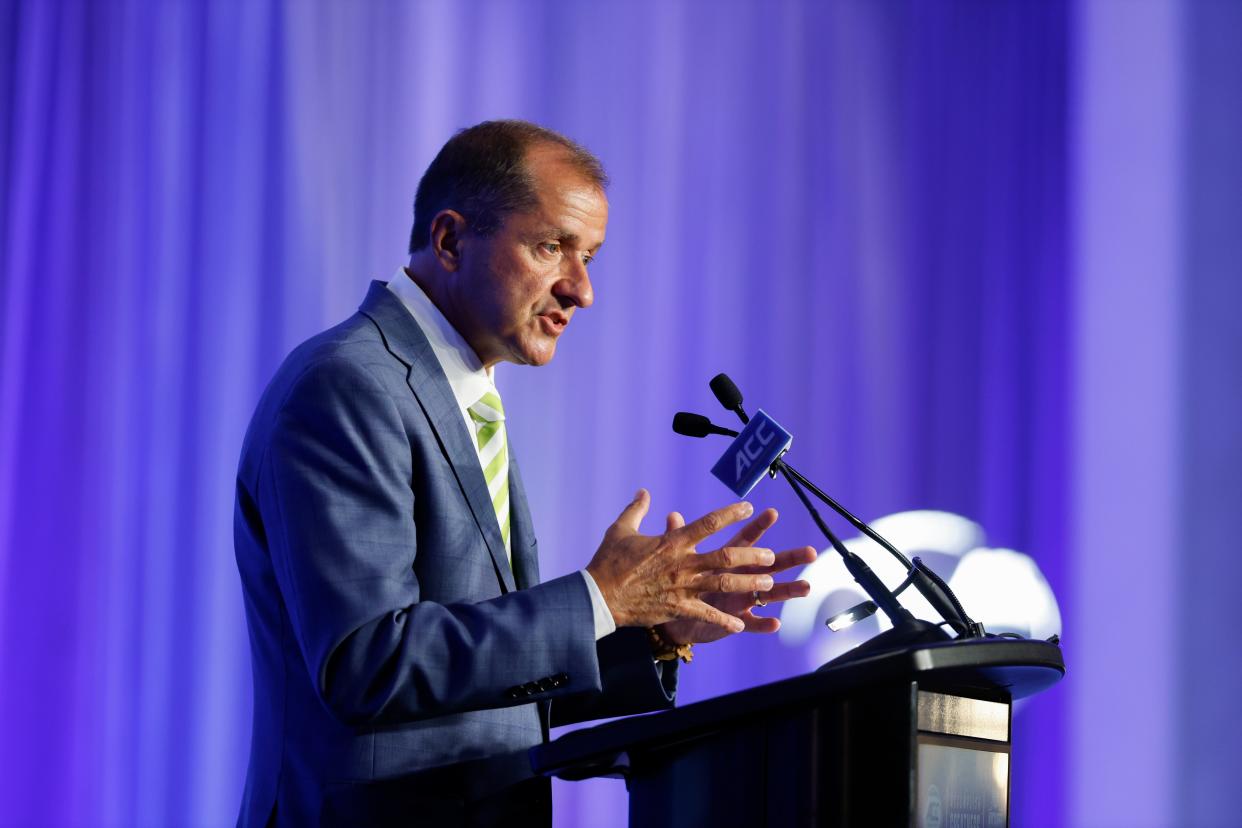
[826,600,878,632]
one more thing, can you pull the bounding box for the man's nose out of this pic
[557,258,594,309]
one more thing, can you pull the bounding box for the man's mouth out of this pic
[537,311,569,335]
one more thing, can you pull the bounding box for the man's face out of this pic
[455,144,608,368]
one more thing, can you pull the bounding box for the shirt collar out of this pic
[386,267,496,412]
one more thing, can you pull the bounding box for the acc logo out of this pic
[710,410,793,497]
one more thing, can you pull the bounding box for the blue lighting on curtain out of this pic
[1,2,1238,827]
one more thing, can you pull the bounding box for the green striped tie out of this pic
[468,389,510,561]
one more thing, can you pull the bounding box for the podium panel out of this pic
[533,639,1062,828]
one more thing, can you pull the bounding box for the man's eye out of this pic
[540,242,561,256]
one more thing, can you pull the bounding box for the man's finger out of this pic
[695,545,774,572]
[665,511,685,534]
[612,488,651,534]
[708,579,810,613]
[722,545,817,575]
[676,501,753,546]
[707,609,779,635]
[708,572,775,594]
[742,613,780,634]
[685,601,745,634]
[721,508,779,549]
[747,580,811,606]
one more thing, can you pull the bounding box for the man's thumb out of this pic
[613,488,651,533]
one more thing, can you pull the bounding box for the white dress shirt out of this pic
[387,269,616,641]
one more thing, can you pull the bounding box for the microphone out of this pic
[672,412,738,439]
[689,374,983,661]
[710,373,749,424]
[698,375,915,631]
[677,404,910,568]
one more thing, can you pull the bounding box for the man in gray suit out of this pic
[234,120,814,826]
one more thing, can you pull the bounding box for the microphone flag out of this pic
[710,409,793,497]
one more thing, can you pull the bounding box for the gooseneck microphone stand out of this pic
[678,375,983,665]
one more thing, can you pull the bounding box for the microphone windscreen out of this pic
[709,373,744,410]
[672,412,713,438]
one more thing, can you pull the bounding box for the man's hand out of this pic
[585,490,777,633]
[658,507,816,646]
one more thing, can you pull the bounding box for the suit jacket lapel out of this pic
[359,281,517,594]
[508,457,540,590]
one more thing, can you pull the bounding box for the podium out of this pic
[531,638,1064,827]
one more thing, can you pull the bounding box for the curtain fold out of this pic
[3,2,1231,826]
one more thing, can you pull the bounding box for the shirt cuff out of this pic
[580,570,617,641]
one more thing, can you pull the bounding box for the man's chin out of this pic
[527,347,557,366]
[511,340,557,367]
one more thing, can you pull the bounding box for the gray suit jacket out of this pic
[234,282,675,826]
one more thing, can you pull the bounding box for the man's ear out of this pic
[429,210,467,272]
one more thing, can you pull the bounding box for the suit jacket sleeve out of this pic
[551,627,679,727]
[258,355,601,727]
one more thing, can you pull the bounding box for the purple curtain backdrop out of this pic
[0,2,1237,826]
